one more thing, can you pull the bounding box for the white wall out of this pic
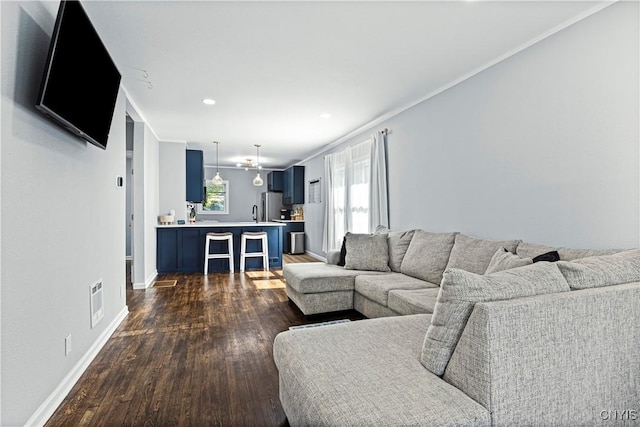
[159,141,186,221]
[302,1,639,255]
[1,1,129,424]
[131,120,159,288]
[143,126,159,286]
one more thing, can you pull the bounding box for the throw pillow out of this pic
[420,262,570,376]
[387,229,416,272]
[400,230,457,285]
[556,249,640,290]
[484,247,533,274]
[532,250,560,263]
[374,225,389,234]
[343,232,391,272]
[337,238,347,266]
[517,242,622,261]
[445,234,521,275]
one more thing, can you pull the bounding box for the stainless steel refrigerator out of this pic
[260,191,283,222]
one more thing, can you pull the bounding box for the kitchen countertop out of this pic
[157,221,286,228]
[271,219,305,223]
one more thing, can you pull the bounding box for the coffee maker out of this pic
[280,209,291,220]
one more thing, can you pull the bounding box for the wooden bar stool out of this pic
[240,231,269,272]
[204,232,234,274]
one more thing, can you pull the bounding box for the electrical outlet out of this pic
[65,334,72,356]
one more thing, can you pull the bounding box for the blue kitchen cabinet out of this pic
[282,166,305,205]
[267,171,284,192]
[186,149,205,203]
[157,225,283,273]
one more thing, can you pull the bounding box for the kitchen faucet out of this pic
[252,205,258,223]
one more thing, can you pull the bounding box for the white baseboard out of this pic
[305,251,326,262]
[132,270,158,290]
[24,306,129,427]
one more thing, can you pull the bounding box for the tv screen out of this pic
[36,0,121,150]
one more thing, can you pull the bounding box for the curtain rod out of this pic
[321,128,390,158]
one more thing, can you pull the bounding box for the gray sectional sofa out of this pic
[275,229,640,426]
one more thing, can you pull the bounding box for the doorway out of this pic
[125,116,134,288]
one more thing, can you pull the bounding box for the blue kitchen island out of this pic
[156,222,285,273]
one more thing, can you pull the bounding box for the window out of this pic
[198,180,229,214]
[349,141,371,234]
[323,133,388,252]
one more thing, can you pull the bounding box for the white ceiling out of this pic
[77,1,603,169]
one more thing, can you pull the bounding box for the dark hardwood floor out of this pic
[45,254,364,427]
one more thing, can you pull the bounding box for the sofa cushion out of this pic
[273,314,490,426]
[484,248,532,274]
[283,262,388,294]
[516,242,622,261]
[421,262,570,376]
[556,249,640,290]
[373,226,416,272]
[400,230,457,284]
[344,232,391,272]
[388,288,440,315]
[387,229,416,272]
[445,234,521,275]
[355,273,437,306]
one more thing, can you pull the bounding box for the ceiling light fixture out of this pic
[236,158,258,170]
[202,98,216,105]
[212,141,224,185]
[252,144,263,187]
[320,113,332,119]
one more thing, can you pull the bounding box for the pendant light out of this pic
[212,141,224,185]
[252,144,264,186]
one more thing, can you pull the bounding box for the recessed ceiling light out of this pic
[202,98,216,105]
[320,113,331,119]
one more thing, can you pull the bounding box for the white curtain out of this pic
[323,131,389,252]
[369,131,389,230]
[322,150,347,252]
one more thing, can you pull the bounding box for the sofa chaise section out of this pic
[273,314,490,427]
[274,280,640,426]
[283,262,389,315]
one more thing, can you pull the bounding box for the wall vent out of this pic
[90,280,104,328]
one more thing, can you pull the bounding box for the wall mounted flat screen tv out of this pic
[36,0,121,150]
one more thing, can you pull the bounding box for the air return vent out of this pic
[90,280,104,328]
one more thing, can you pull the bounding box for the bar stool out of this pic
[204,232,234,274]
[240,231,269,272]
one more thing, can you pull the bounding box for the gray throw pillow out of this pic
[421,262,570,376]
[344,232,391,272]
[400,230,457,285]
[445,234,521,275]
[387,230,416,272]
[517,241,622,261]
[373,226,415,272]
[374,225,389,234]
[484,248,533,274]
[556,249,640,290]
